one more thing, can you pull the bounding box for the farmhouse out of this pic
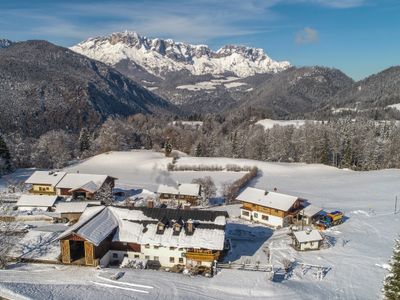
[292,229,324,251]
[55,173,116,200]
[25,171,66,195]
[236,187,304,227]
[58,206,228,269]
[16,194,59,211]
[157,183,201,206]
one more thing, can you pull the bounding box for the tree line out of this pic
[1,112,400,173]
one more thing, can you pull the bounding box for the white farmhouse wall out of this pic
[299,241,320,251]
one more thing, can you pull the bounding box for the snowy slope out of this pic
[70,31,290,78]
[1,150,399,299]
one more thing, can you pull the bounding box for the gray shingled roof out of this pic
[75,207,118,246]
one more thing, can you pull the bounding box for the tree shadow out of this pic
[223,223,273,262]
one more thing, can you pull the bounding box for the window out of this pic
[145,244,150,249]
[154,256,159,261]
[124,254,128,257]
[153,245,159,249]
[275,209,279,213]
[145,255,150,260]
[112,253,118,259]
[179,258,184,264]
[242,210,250,216]
[262,215,269,221]
[169,247,176,250]
[170,257,175,263]
[134,255,140,258]
[253,212,259,218]
[178,248,183,251]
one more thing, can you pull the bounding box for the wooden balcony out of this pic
[185,250,220,262]
[28,188,56,195]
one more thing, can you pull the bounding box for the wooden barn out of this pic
[236,187,304,228]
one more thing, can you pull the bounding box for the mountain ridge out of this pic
[70,31,290,78]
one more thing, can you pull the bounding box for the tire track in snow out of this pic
[90,281,149,294]
[96,274,154,289]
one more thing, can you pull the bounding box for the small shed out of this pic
[292,229,324,251]
[16,194,59,211]
[55,202,89,222]
[301,205,323,225]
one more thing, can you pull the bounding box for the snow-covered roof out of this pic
[293,230,323,243]
[16,194,58,207]
[69,181,99,193]
[55,202,88,214]
[56,173,112,190]
[59,206,227,250]
[157,184,178,194]
[25,171,66,186]
[157,183,200,196]
[110,206,225,250]
[178,183,201,196]
[236,187,299,211]
[302,204,323,218]
[75,208,119,246]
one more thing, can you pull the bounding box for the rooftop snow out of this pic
[69,181,99,193]
[25,171,66,186]
[16,194,58,207]
[157,183,200,196]
[302,204,323,217]
[236,187,299,211]
[293,230,323,243]
[55,202,88,214]
[59,206,227,250]
[56,173,113,190]
[75,208,119,246]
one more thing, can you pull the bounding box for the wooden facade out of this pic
[58,177,116,200]
[185,249,220,262]
[60,233,112,266]
[29,184,56,195]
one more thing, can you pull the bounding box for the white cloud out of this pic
[0,0,367,46]
[295,27,319,44]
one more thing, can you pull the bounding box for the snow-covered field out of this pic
[255,119,322,129]
[1,150,399,299]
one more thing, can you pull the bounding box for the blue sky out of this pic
[0,0,399,80]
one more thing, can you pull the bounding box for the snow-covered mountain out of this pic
[70,31,290,78]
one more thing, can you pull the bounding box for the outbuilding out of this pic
[16,194,59,211]
[292,229,324,251]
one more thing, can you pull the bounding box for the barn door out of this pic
[61,240,71,264]
[84,241,94,266]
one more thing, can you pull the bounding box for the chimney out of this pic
[147,200,154,209]
[187,219,193,234]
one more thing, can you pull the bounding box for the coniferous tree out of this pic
[78,128,91,154]
[383,237,400,299]
[0,135,12,175]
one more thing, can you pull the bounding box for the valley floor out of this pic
[1,150,399,299]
